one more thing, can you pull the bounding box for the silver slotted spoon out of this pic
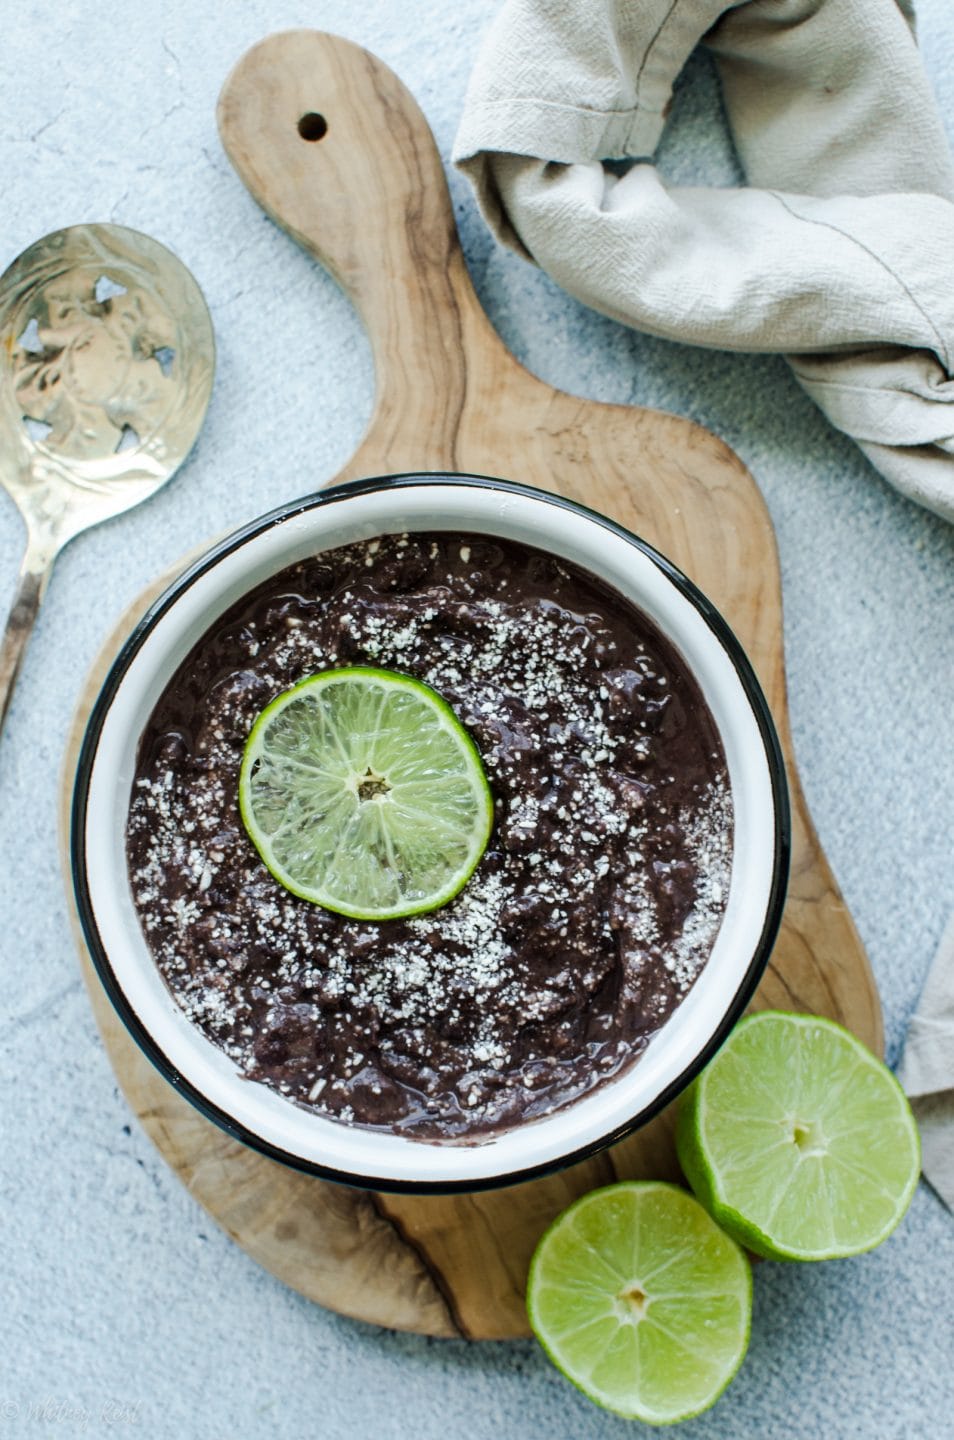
[0,222,215,735]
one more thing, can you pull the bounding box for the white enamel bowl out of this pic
[72,475,789,1193]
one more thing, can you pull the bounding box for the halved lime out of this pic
[676,1011,920,1262]
[239,666,493,920]
[527,1181,752,1426]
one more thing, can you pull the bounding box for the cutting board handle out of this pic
[218,29,504,451]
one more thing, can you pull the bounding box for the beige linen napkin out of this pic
[454,0,954,521]
[898,917,954,1211]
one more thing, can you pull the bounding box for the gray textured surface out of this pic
[1,3,952,1436]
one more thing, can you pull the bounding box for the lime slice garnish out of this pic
[676,1011,920,1262]
[527,1181,752,1426]
[239,666,493,921]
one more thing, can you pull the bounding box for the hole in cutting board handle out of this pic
[298,112,328,142]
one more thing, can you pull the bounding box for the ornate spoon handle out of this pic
[0,532,56,737]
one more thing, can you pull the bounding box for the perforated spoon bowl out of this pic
[0,222,214,735]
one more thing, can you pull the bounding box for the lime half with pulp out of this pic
[527,1181,752,1426]
[239,666,493,920]
[676,1011,920,1261]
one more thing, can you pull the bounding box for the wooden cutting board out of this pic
[59,30,882,1342]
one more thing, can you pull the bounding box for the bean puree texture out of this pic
[126,532,732,1140]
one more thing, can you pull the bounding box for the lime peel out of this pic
[239,666,494,921]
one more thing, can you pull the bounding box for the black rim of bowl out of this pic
[71,472,791,1195]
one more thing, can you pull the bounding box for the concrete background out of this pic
[1,2,952,1436]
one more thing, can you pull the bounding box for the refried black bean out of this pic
[126,532,731,1140]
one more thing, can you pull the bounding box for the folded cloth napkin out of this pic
[454,0,954,521]
[898,916,954,1212]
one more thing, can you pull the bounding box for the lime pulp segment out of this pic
[239,667,494,920]
[527,1181,752,1426]
[676,1011,921,1261]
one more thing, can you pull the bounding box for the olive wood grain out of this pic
[60,30,881,1341]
